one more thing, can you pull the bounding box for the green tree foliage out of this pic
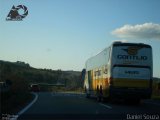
[0,60,82,92]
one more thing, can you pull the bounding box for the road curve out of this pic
[18,92,160,120]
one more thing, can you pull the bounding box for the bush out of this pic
[1,91,33,114]
[7,75,29,92]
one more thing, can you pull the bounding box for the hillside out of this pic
[0,60,83,91]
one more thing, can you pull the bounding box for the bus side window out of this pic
[105,47,111,63]
[108,47,111,62]
[94,71,97,77]
[98,70,101,76]
[104,66,108,74]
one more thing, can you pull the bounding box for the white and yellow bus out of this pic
[84,41,153,102]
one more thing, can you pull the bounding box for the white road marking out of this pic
[18,93,38,116]
[1,93,38,120]
[99,103,112,109]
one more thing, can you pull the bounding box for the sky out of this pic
[0,0,160,78]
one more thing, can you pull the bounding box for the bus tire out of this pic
[96,85,104,102]
[86,93,90,98]
[97,95,101,102]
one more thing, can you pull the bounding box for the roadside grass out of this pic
[1,91,34,114]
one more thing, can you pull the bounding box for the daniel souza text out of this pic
[127,114,159,120]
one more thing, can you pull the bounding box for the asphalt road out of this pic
[18,92,160,120]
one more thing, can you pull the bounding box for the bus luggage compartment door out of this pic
[112,67,151,88]
[88,71,93,90]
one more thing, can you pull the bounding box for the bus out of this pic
[84,41,153,103]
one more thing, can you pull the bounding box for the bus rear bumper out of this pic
[109,86,152,99]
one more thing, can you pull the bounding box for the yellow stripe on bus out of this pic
[113,78,150,88]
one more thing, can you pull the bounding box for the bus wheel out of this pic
[96,91,101,102]
[97,95,105,102]
[96,94,103,102]
[86,93,90,98]
[97,95,101,102]
[84,86,90,98]
[96,86,103,102]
